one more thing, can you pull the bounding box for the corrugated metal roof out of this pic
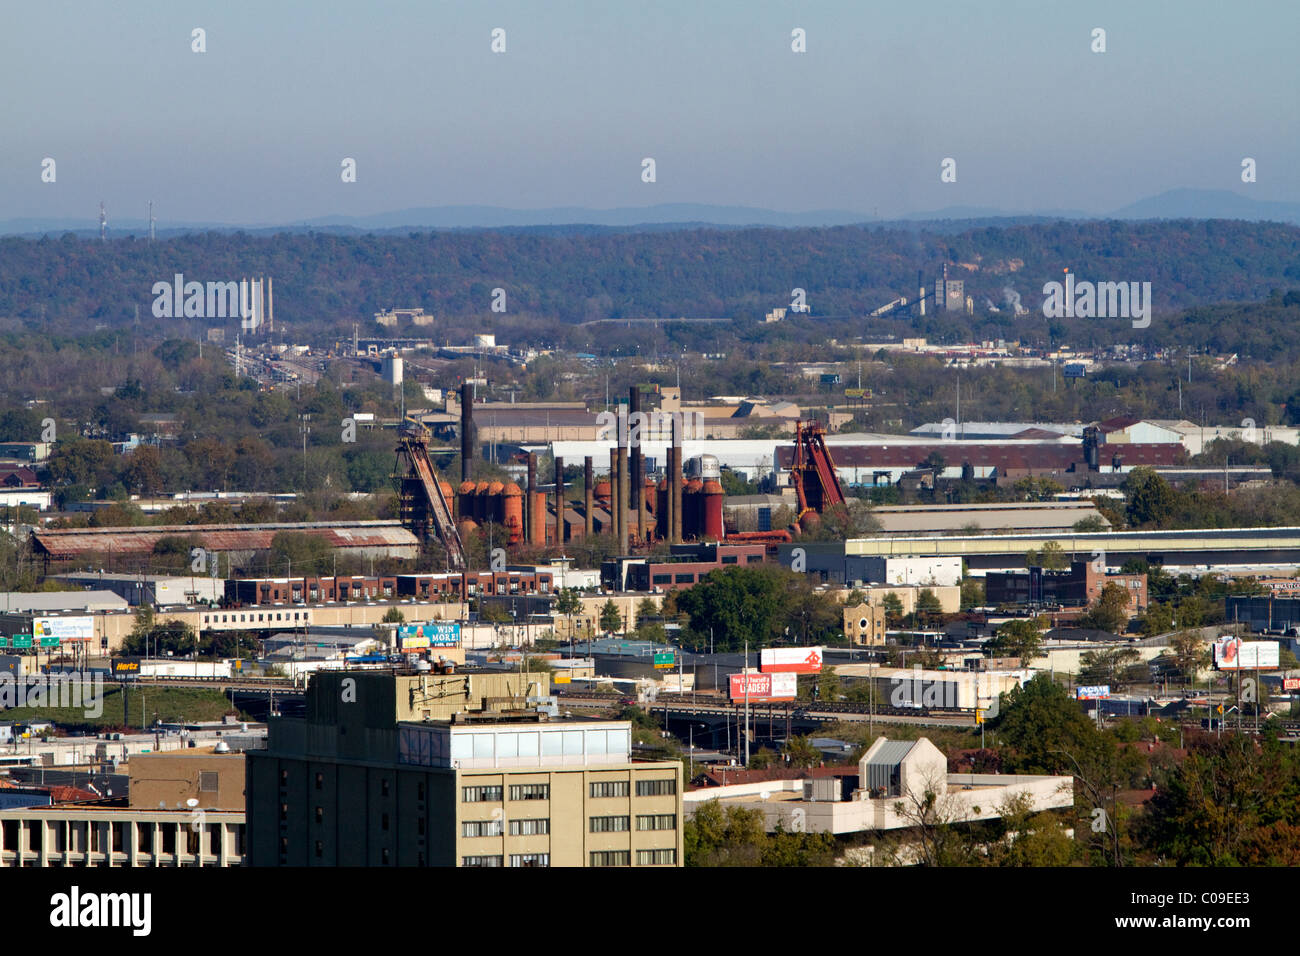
[864,739,916,769]
[33,521,418,558]
[0,590,127,612]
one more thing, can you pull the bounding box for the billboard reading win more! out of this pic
[398,622,460,651]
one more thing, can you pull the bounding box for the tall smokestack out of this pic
[918,269,925,317]
[584,456,594,538]
[630,386,645,545]
[616,405,629,551]
[267,276,273,333]
[609,447,620,545]
[527,452,538,546]
[553,455,564,544]
[670,415,683,544]
[460,382,474,483]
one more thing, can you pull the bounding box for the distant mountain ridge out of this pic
[4,188,1299,237]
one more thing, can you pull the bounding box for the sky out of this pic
[0,0,1296,225]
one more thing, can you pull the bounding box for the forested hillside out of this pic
[1,220,1296,334]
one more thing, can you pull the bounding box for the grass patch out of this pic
[3,686,247,733]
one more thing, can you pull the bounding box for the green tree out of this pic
[1078,582,1131,634]
[675,565,793,652]
[1123,467,1176,528]
[598,599,624,635]
[988,616,1046,666]
[1025,540,1067,570]
[555,587,583,641]
[1078,646,1142,689]
[881,593,904,627]
[382,607,405,624]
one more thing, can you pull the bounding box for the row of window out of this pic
[464,779,675,803]
[462,854,550,867]
[204,610,310,625]
[588,850,675,866]
[463,784,550,803]
[589,815,679,833]
[463,818,551,838]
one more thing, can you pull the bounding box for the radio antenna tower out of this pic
[99,202,107,241]
[148,201,156,241]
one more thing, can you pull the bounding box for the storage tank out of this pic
[473,481,491,521]
[685,454,721,481]
[683,478,703,539]
[703,479,724,540]
[457,480,476,519]
[502,483,523,545]
[487,481,505,525]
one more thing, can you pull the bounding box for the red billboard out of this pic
[760,647,824,674]
[728,672,797,702]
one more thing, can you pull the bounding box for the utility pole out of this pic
[743,640,750,767]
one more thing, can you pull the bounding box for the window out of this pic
[315,840,323,859]
[462,819,504,838]
[462,785,503,803]
[279,802,288,822]
[381,779,390,797]
[381,814,389,831]
[314,806,323,824]
[652,574,672,585]
[722,556,737,564]
[509,818,549,836]
[462,855,503,867]
[417,818,425,836]
[589,850,630,867]
[510,853,550,867]
[636,814,676,831]
[589,816,630,833]
[589,781,629,798]
[315,773,323,791]
[509,783,550,801]
[636,778,676,797]
[417,782,425,801]
[199,771,218,792]
[674,573,694,584]
[637,848,677,866]
[381,848,390,865]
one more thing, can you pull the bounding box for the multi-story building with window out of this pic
[246,670,682,867]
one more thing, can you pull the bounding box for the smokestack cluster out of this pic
[460,382,475,483]
[616,406,629,551]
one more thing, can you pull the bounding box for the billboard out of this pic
[728,671,797,702]
[33,617,94,641]
[1213,637,1280,671]
[398,622,460,649]
[760,647,824,674]
[1076,685,1111,700]
[110,658,142,679]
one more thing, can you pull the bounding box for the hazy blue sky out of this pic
[1,0,1295,223]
